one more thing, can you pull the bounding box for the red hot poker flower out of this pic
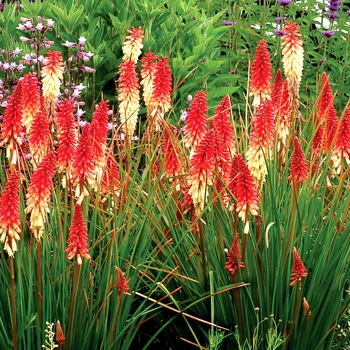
[287,137,309,185]
[0,171,21,257]
[122,26,144,63]
[114,266,131,296]
[184,90,208,154]
[65,204,91,265]
[25,151,56,240]
[249,39,272,107]
[140,52,157,111]
[0,79,24,165]
[225,234,245,276]
[22,73,40,131]
[317,72,334,125]
[290,247,308,286]
[56,321,65,345]
[101,153,120,197]
[229,154,259,233]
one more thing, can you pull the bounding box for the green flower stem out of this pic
[9,256,17,350]
[35,238,42,325]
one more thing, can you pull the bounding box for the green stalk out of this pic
[285,281,302,349]
[9,256,17,350]
[198,220,208,288]
[233,274,244,345]
[108,293,123,347]
[66,260,79,349]
[36,238,42,325]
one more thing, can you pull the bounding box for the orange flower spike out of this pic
[225,234,245,276]
[122,26,144,63]
[140,52,157,111]
[114,266,132,296]
[317,72,334,125]
[22,73,40,131]
[41,51,64,121]
[150,57,172,129]
[287,137,309,185]
[0,79,24,165]
[56,99,78,177]
[290,247,308,286]
[101,153,120,197]
[249,39,272,107]
[29,96,51,167]
[117,60,140,136]
[187,129,216,215]
[25,151,56,240]
[65,204,91,265]
[90,100,110,184]
[311,125,324,176]
[183,90,208,155]
[229,154,259,233]
[271,69,283,113]
[72,123,95,203]
[331,108,350,174]
[212,95,236,157]
[324,106,339,152]
[0,171,21,257]
[56,321,65,345]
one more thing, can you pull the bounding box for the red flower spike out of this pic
[117,60,140,136]
[150,57,172,129]
[41,51,64,122]
[72,123,95,203]
[229,154,259,233]
[184,90,208,154]
[0,171,21,257]
[324,106,339,152]
[0,79,24,165]
[25,151,56,240]
[212,95,236,157]
[271,69,283,113]
[65,204,91,265]
[311,125,324,176]
[29,96,51,167]
[114,266,131,296]
[287,137,309,185]
[225,234,245,276]
[250,39,272,107]
[162,127,183,187]
[187,129,216,215]
[331,108,350,173]
[122,26,144,63]
[22,73,40,131]
[140,52,157,111]
[276,80,291,153]
[317,72,334,125]
[56,321,65,345]
[56,99,78,177]
[290,247,308,286]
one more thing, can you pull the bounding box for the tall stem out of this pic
[108,294,123,347]
[67,260,79,349]
[198,220,208,288]
[9,256,17,350]
[36,238,42,325]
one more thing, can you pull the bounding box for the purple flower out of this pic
[346,9,350,16]
[321,30,335,38]
[223,20,236,26]
[275,29,286,36]
[278,0,292,6]
[275,17,287,24]
[328,0,340,12]
[326,12,339,19]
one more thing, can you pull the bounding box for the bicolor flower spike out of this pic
[122,26,144,63]
[290,247,308,286]
[117,60,140,136]
[25,151,56,240]
[225,234,245,276]
[249,39,272,107]
[229,154,259,234]
[22,73,41,131]
[41,51,64,122]
[101,153,120,198]
[140,52,157,111]
[287,137,309,185]
[331,108,350,174]
[149,57,172,130]
[65,204,91,265]
[183,90,208,155]
[246,99,275,190]
[0,79,24,165]
[0,171,21,257]
[56,99,78,181]
[187,129,216,215]
[281,21,304,108]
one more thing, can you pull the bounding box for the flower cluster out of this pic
[225,235,245,276]
[290,247,308,286]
